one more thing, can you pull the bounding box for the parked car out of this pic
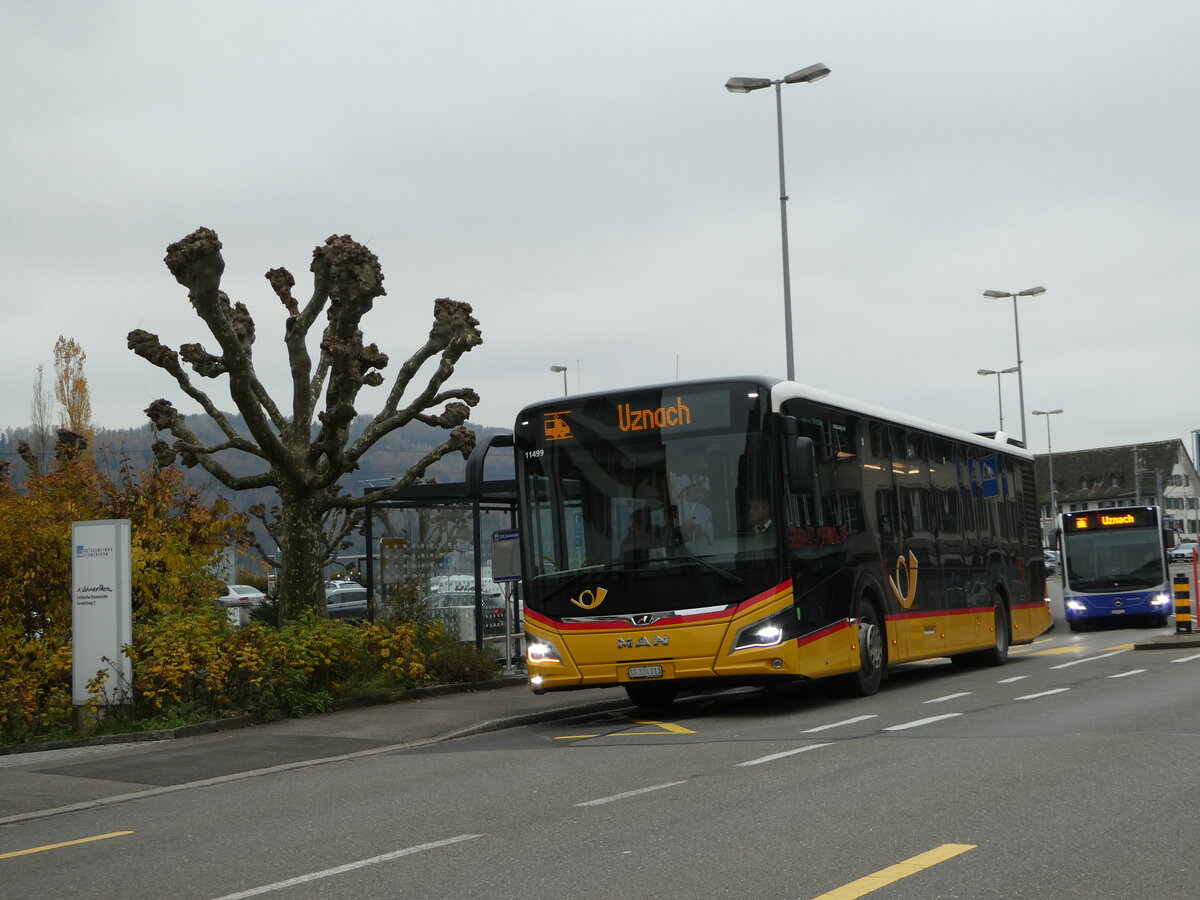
[325,580,371,621]
[422,589,515,659]
[1169,542,1198,564]
[1043,549,1060,575]
[216,584,266,608]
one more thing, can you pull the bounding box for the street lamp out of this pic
[983,286,1045,448]
[726,62,831,382]
[1033,408,1064,524]
[549,365,568,396]
[977,366,1019,433]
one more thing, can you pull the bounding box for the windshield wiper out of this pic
[668,553,743,585]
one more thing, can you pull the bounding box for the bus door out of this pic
[867,422,909,660]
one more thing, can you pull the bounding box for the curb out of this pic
[0,674,531,757]
[1132,634,1200,650]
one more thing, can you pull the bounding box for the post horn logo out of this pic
[569,587,607,610]
[887,551,919,609]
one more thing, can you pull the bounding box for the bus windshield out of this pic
[520,428,777,583]
[1063,528,1166,590]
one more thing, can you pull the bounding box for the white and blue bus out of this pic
[1058,506,1173,630]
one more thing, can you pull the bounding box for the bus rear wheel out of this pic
[953,597,1010,666]
[624,682,677,710]
[839,598,885,696]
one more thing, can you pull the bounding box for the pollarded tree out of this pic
[128,227,481,621]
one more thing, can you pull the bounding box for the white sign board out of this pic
[491,530,521,582]
[72,519,133,706]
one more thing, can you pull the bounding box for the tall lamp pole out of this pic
[726,62,830,381]
[977,366,1018,433]
[1033,408,1064,525]
[983,286,1046,448]
[549,365,568,396]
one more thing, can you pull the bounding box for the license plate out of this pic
[627,665,664,679]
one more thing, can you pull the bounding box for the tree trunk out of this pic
[276,488,327,621]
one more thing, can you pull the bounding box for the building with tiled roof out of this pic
[1032,439,1199,542]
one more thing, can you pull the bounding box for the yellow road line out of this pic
[630,719,696,734]
[1028,646,1085,656]
[555,719,696,740]
[809,843,976,900]
[1,831,134,860]
[1104,643,1135,651]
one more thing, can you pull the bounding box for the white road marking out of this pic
[883,713,963,731]
[209,834,483,899]
[1107,669,1147,678]
[575,781,686,807]
[1014,688,1071,700]
[1172,653,1200,663]
[802,715,877,733]
[738,743,834,767]
[1050,649,1129,669]
[996,675,1027,683]
[924,692,972,704]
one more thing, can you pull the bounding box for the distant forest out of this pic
[0,413,516,574]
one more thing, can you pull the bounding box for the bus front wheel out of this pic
[624,682,677,710]
[840,598,885,696]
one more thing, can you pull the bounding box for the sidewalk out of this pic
[0,678,633,826]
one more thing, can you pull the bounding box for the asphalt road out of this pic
[3,580,1199,899]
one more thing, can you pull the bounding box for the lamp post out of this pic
[983,286,1045,448]
[549,365,568,396]
[977,366,1018,433]
[1033,408,1064,524]
[726,62,831,381]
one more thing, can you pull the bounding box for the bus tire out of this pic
[839,597,885,696]
[624,683,677,710]
[974,596,1010,666]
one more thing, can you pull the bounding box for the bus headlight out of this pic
[1150,593,1172,607]
[1065,599,1087,612]
[732,609,797,652]
[527,636,562,664]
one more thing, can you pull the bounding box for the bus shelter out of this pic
[361,475,518,657]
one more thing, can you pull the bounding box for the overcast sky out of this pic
[4,2,1197,460]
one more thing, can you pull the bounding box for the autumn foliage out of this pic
[0,448,497,745]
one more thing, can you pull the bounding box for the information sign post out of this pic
[71,519,133,707]
[492,530,522,671]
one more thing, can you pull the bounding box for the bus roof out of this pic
[771,380,1034,461]
[514,375,1031,461]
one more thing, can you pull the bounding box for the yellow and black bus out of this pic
[474,377,1051,708]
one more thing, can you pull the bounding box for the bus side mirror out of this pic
[787,436,816,495]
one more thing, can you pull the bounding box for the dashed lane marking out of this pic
[1107,669,1147,678]
[208,834,483,899]
[802,715,877,733]
[1050,649,1129,669]
[575,782,685,807]
[883,713,963,731]
[1014,688,1071,700]
[924,692,972,704]
[738,742,834,767]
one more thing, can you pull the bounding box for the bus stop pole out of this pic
[473,501,483,651]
